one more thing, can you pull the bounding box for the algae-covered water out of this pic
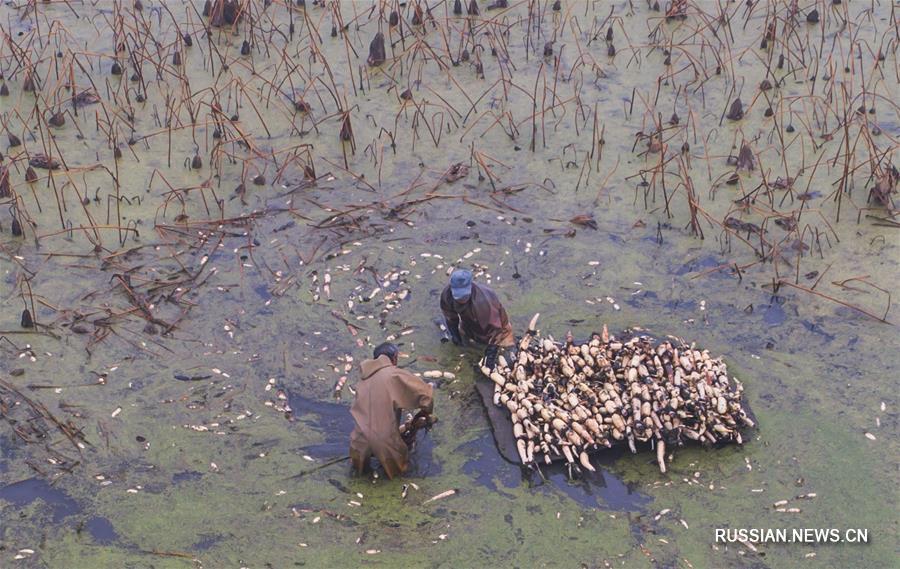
[0,1,898,567]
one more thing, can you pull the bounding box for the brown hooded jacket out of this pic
[349,355,433,479]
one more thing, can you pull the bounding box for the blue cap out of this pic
[450,268,473,301]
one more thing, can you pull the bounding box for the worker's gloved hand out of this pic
[448,326,464,346]
[483,345,499,370]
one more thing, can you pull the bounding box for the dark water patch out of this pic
[287,392,354,438]
[404,431,441,478]
[1,478,119,545]
[287,391,354,459]
[541,451,652,512]
[328,478,351,493]
[675,254,722,276]
[0,438,9,473]
[0,477,81,522]
[459,433,520,497]
[84,516,118,544]
[192,533,224,551]
[800,319,836,342]
[471,376,650,511]
[625,289,657,309]
[664,298,697,312]
[763,297,787,326]
[253,283,272,301]
[172,470,203,484]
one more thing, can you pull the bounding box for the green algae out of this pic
[1,1,898,568]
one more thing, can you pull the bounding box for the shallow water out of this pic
[1,1,898,567]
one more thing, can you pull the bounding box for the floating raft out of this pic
[476,314,757,474]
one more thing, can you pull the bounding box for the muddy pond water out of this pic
[0,1,897,568]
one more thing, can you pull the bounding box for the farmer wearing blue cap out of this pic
[440,268,515,369]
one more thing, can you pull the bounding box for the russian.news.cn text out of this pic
[715,528,869,544]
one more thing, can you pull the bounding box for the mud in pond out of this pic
[0,0,898,568]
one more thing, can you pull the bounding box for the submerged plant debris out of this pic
[0,0,897,567]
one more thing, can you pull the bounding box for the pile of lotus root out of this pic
[482,315,755,474]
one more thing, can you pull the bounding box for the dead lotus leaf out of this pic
[570,213,598,230]
[29,154,61,170]
[444,162,469,183]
